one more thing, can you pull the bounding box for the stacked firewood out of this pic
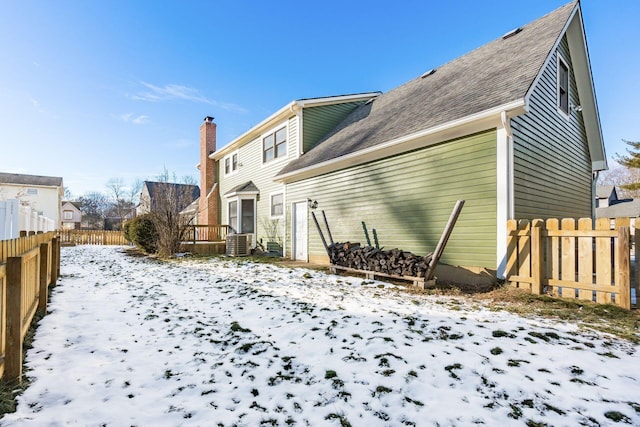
[328,242,433,278]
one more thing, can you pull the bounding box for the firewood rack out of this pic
[313,200,465,289]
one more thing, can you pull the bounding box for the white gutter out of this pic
[276,99,527,183]
[211,92,381,161]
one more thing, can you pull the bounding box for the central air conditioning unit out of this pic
[226,233,250,256]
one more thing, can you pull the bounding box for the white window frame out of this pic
[223,150,239,177]
[270,192,284,218]
[557,54,570,118]
[226,195,257,238]
[63,210,73,220]
[261,124,288,165]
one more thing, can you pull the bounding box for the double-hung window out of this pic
[224,152,238,175]
[558,55,569,115]
[270,193,283,217]
[263,127,287,163]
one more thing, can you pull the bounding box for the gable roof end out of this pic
[277,1,605,181]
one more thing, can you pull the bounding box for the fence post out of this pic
[5,256,24,383]
[635,231,640,309]
[531,223,543,294]
[505,220,517,285]
[617,226,631,309]
[38,242,51,314]
[51,237,60,285]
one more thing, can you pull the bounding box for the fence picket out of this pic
[506,217,633,310]
[517,220,531,290]
[560,218,576,298]
[577,218,593,301]
[595,218,613,304]
[546,219,560,289]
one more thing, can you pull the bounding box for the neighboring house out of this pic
[198,1,606,283]
[595,185,639,235]
[595,185,619,208]
[137,181,200,216]
[0,172,64,229]
[61,201,82,229]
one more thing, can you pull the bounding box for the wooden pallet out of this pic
[329,264,436,289]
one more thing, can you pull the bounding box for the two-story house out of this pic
[0,172,63,231]
[197,94,381,252]
[61,201,82,230]
[199,1,606,284]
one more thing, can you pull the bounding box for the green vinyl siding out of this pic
[302,102,368,153]
[286,130,497,268]
[511,36,592,219]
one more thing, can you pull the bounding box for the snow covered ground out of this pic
[2,245,639,426]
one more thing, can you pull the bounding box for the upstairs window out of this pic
[558,55,569,115]
[27,188,38,195]
[63,210,73,220]
[224,152,239,176]
[263,127,287,163]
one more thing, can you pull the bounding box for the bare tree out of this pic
[78,191,110,229]
[598,166,640,200]
[143,171,199,258]
[106,177,141,230]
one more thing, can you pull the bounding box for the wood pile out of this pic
[328,242,433,278]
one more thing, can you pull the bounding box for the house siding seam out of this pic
[285,130,498,268]
[302,102,370,153]
[511,35,592,219]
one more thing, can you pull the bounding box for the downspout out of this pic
[496,110,515,279]
[500,110,514,219]
[592,171,600,218]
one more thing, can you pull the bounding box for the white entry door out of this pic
[293,201,308,261]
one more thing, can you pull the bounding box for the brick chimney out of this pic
[198,116,219,226]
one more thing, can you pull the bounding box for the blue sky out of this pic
[0,0,638,197]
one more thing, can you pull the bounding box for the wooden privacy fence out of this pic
[58,229,129,246]
[506,218,638,309]
[0,232,60,383]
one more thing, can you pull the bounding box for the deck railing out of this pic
[182,225,228,243]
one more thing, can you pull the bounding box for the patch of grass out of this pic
[372,385,393,397]
[230,321,251,333]
[325,413,352,427]
[507,359,529,367]
[473,288,640,343]
[598,351,620,359]
[508,403,523,419]
[525,420,550,427]
[445,363,463,379]
[604,410,631,423]
[490,347,503,355]
[492,329,516,338]
[405,396,424,406]
[325,370,337,379]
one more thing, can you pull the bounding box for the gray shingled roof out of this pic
[596,199,640,219]
[278,2,576,176]
[225,181,259,195]
[596,185,617,199]
[0,172,63,187]
[144,181,200,211]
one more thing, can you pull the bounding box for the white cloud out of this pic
[130,81,247,113]
[120,113,150,125]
